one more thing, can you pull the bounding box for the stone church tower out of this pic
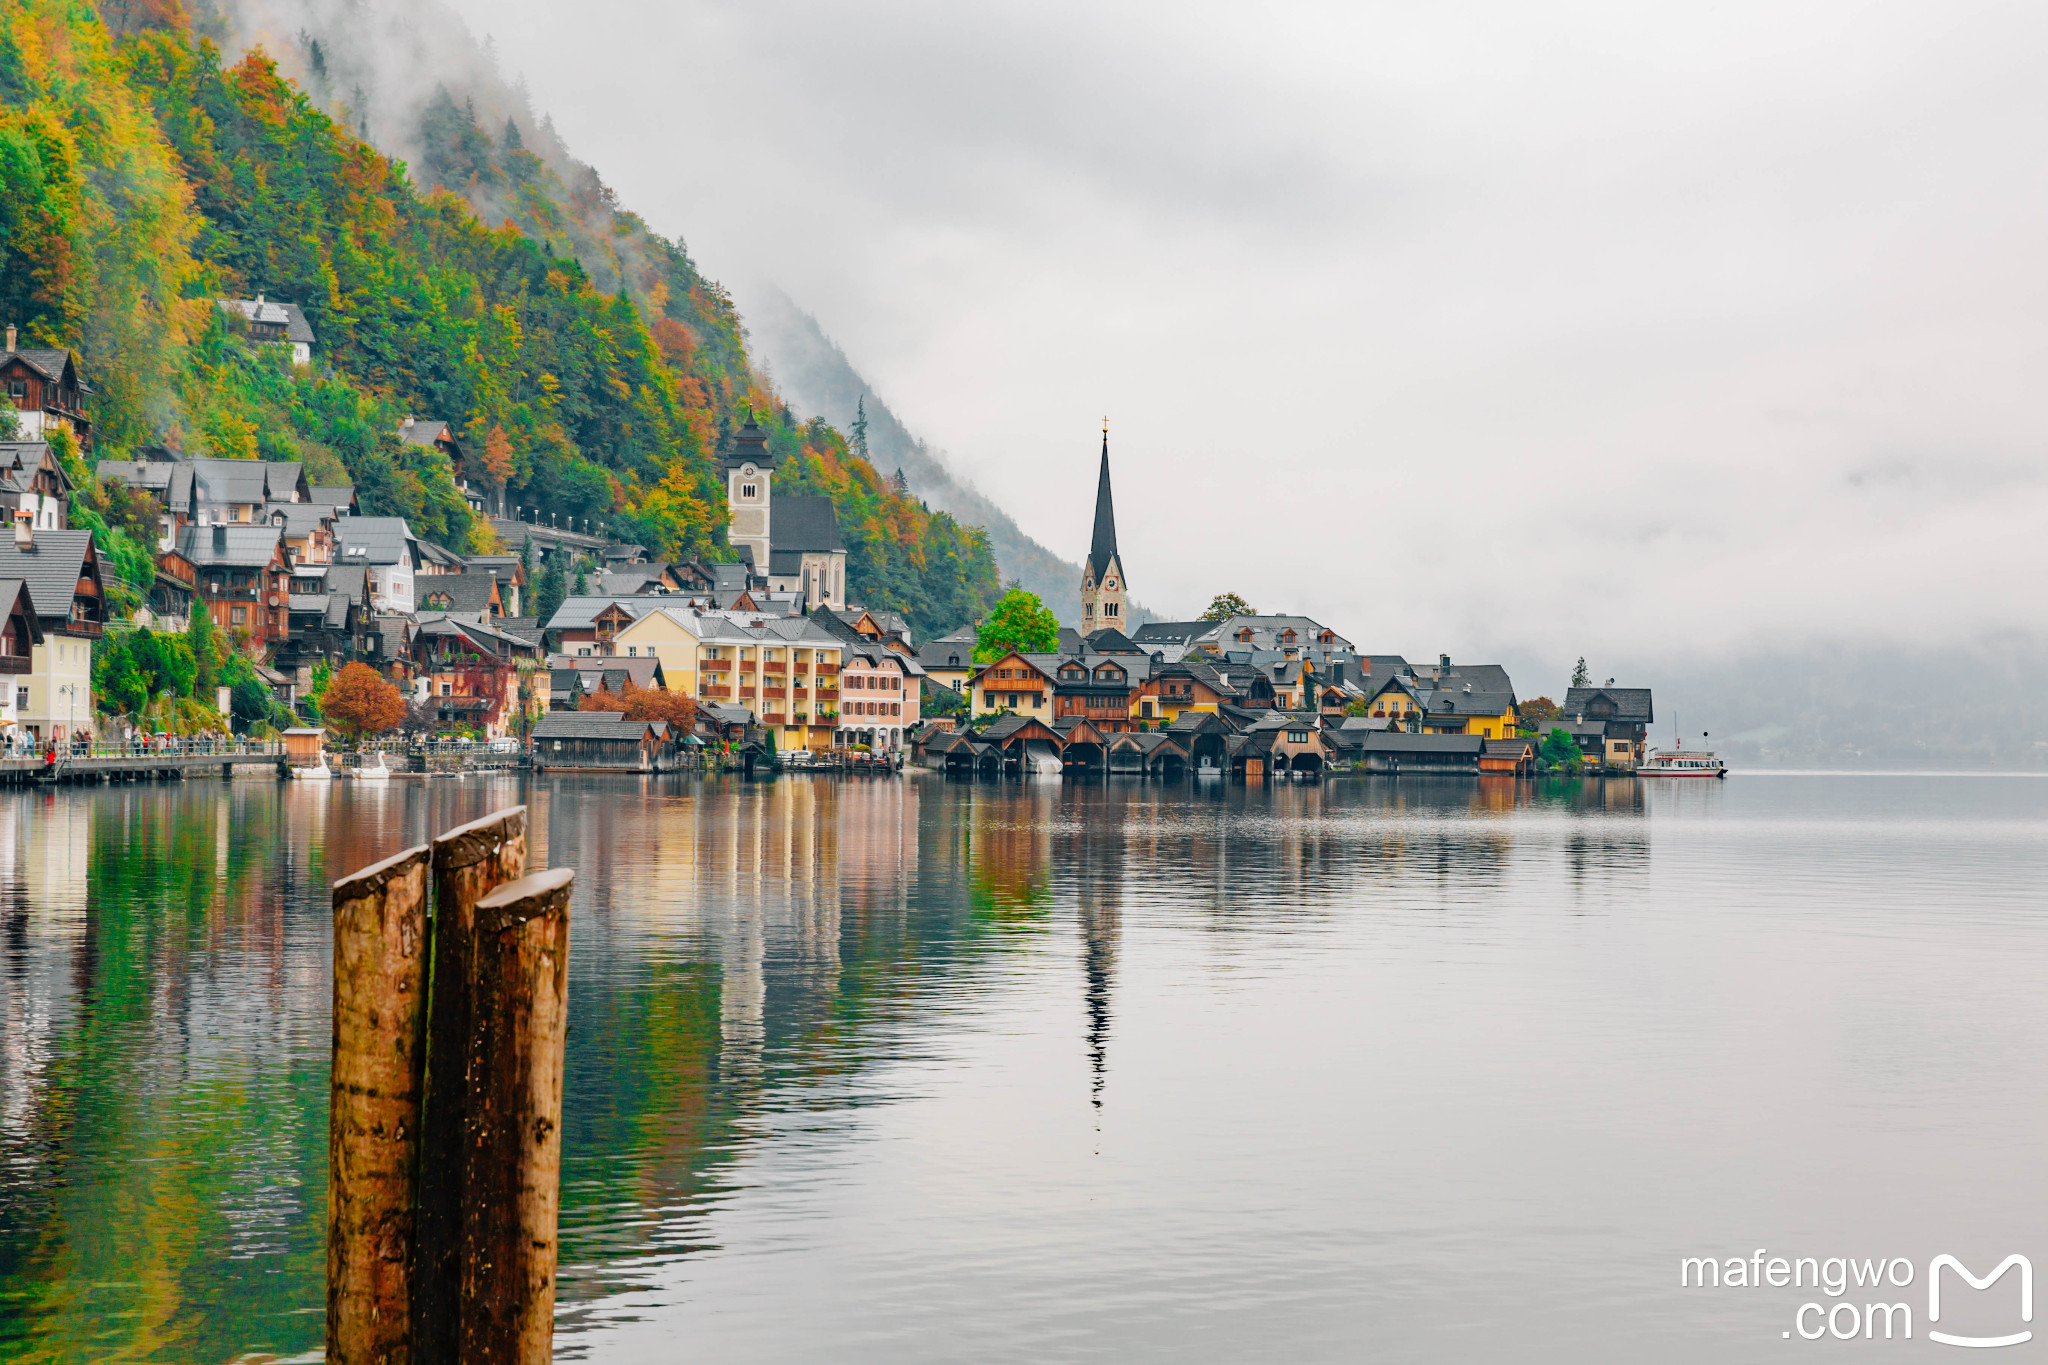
[1080,428,1126,631]
[724,413,775,573]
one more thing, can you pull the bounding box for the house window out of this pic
[441,684,452,697]
[6,381,21,400]
[627,646,637,656]
[1141,701,1154,717]
[1288,730,1309,744]
[231,605,246,625]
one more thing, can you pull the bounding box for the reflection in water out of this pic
[6,772,2042,1362]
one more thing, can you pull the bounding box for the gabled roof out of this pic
[0,529,97,625]
[543,596,650,632]
[415,573,501,615]
[308,484,357,512]
[599,567,669,595]
[1130,620,1208,645]
[1081,626,1141,654]
[218,297,316,344]
[335,517,417,566]
[0,579,44,645]
[398,417,459,451]
[175,523,287,569]
[266,502,334,541]
[1,345,79,386]
[1563,687,1655,725]
[979,712,1061,743]
[1164,709,1231,736]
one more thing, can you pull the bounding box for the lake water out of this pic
[2,772,2045,1362]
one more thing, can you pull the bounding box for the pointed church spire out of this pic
[1088,423,1118,576]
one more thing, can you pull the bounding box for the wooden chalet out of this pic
[1,328,91,452]
[1051,717,1112,773]
[976,712,1065,771]
[971,650,1057,720]
[1163,709,1234,772]
[1051,653,1144,733]
[0,577,43,687]
[1228,719,1329,780]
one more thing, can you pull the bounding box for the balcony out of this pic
[814,664,839,677]
[702,658,732,672]
[793,662,810,675]
[701,685,732,699]
[764,662,787,674]
[739,662,757,674]
[761,687,786,698]
[0,655,28,675]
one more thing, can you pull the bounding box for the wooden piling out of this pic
[460,867,574,1364]
[416,806,527,1362]
[327,843,432,1365]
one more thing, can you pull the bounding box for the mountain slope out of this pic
[742,287,1089,624]
[2,0,1001,640]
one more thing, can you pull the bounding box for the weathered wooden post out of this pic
[460,868,574,1363]
[328,844,432,1365]
[417,806,527,1362]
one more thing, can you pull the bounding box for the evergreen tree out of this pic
[535,552,568,626]
[892,467,910,495]
[851,396,870,465]
[1570,657,1591,689]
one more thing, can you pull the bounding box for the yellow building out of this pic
[970,651,1057,718]
[612,606,705,697]
[1366,675,1518,739]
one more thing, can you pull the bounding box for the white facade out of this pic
[16,633,92,743]
[727,460,772,574]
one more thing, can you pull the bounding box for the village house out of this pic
[217,295,316,366]
[417,572,504,617]
[0,579,43,737]
[410,613,542,739]
[175,523,292,644]
[334,517,422,614]
[397,417,482,513]
[1562,686,1655,769]
[912,626,977,698]
[1051,652,1148,734]
[531,712,679,772]
[838,640,920,751]
[0,327,91,453]
[971,650,1057,719]
[0,524,105,744]
[1133,656,1244,727]
[0,442,72,532]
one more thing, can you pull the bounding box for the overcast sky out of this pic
[451,0,2047,659]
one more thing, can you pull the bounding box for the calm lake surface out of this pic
[2,772,2045,1362]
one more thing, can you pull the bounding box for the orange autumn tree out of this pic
[578,681,698,732]
[321,662,406,741]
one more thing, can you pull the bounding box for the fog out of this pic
[430,0,2047,665]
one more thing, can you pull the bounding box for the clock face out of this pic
[742,464,756,477]
[1106,579,1116,589]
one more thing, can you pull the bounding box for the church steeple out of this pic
[1081,422,1126,630]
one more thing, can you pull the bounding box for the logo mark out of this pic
[1929,1254,2032,1349]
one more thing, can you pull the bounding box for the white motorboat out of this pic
[1639,745,1725,777]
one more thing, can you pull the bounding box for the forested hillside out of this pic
[0,0,1001,640]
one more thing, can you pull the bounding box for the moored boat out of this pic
[1639,746,1725,777]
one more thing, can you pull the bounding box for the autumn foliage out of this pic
[322,662,406,740]
[578,681,698,732]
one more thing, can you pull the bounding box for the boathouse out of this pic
[1358,732,1485,775]
[531,712,673,772]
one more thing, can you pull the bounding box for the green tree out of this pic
[1570,657,1591,689]
[974,588,1059,664]
[1540,726,1582,773]
[1202,592,1255,621]
[534,552,567,626]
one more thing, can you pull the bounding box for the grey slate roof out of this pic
[543,596,649,632]
[772,495,846,553]
[599,567,668,595]
[335,517,416,566]
[2,346,75,381]
[1563,687,1655,725]
[217,297,316,344]
[0,579,42,644]
[267,502,334,541]
[532,712,657,741]
[0,529,95,626]
[1362,733,1486,755]
[415,573,500,614]
[397,418,458,450]
[175,523,285,568]
[308,484,356,511]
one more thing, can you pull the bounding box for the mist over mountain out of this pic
[741,285,1113,625]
